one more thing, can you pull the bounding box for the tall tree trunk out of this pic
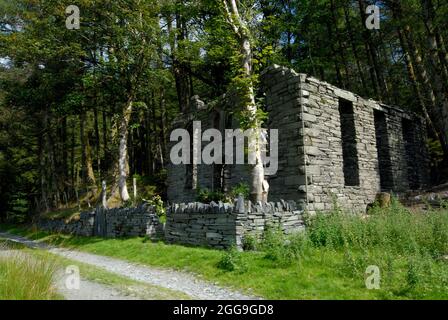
[146,99,154,176]
[343,1,368,93]
[61,116,68,191]
[80,109,87,185]
[398,26,439,138]
[358,0,385,100]
[330,0,350,89]
[166,9,192,113]
[326,20,344,88]
[113,99,133,203]
[159,87,167,168]
[390,0,448,155]
[421,0,448,93]
[39,109,49,212]
[71,117,75,189]
[93,108,101,178]
[222,0,265,202]
[102,110,109,170]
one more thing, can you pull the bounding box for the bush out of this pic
[217,246,247,273]
[260,227,307,267]
[229,183,250,199]
[242,234,257,251]
[143,195,166,223]
[196,188,227,203]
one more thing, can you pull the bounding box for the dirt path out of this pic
[0,232,259,300]
[54,271,141,300]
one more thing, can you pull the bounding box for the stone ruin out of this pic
[167,65,430,214]
[37,65,431,250]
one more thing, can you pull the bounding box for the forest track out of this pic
[0,232,259,300]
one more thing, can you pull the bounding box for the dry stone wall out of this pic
[165,198,304,249]
[38,199,304,250]
[37,205,163,239]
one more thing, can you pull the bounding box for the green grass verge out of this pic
[2,201,448,300]
[0,237,190,300]
[0,241,62,300]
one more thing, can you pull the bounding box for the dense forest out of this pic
[0,0,447,221]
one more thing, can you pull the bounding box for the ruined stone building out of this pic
[167,65,430,213]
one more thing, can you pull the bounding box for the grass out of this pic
[0,238,190,300]
[0,240,61,300]
[23,248,191,300]
[2,199,448,300]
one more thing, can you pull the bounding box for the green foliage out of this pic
[217,246,247,273]
[196,182,251,203]
[260,226,308,267]
[242,233,257,251]
[229,182,250,199]
[196,188,227,203]
[144,195,166,223]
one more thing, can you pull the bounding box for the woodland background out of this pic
[0,0,447,221]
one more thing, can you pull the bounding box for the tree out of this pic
[220,0,265,202]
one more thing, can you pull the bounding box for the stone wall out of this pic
[260,65,430,213]
[38,211,96,237]
[38,199,304,249]
[37,205,163,239]
[165,198,304,249]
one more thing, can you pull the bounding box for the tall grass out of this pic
[255,200,448,298]
[307,199,448,257]
[0,244,60,300]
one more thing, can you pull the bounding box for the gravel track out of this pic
[0,232,259,300]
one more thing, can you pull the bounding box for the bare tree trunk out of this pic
[93,108,101,178]
[146,105,154,176]
[71,117,75,189]
[117,99,133,202]
[398,26,439,139]
[326,20,344,88]
[80,110,96,188]
[85,131,97,188]
[398,15,448,155]
[159,87,167,168]
[343,2,368,93]
[102,110,109,168]
[61,116,68,190]
[80,109,87,185]
[222,0,265,202]
[330,0,350,89]
[166,8,192,113]
[358,0,386,100]
[421,0,448,93]
[39,110,49,212]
